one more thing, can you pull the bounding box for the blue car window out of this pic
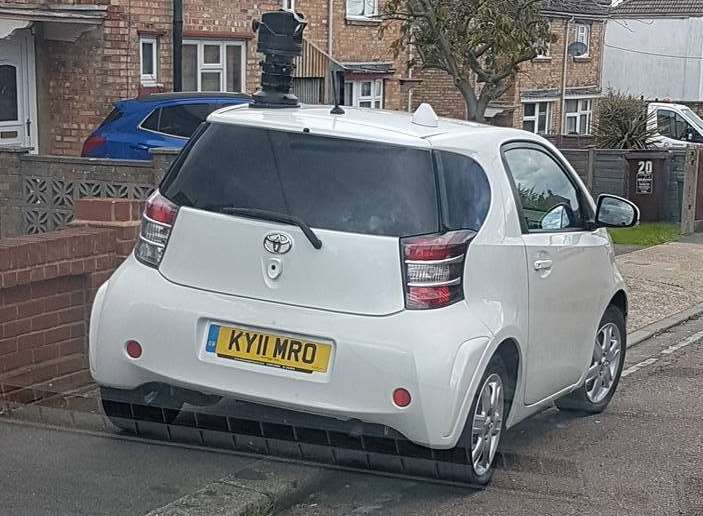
[141,108,160,131]
[157,103,223,138]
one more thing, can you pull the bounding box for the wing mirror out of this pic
[594,194,639,228]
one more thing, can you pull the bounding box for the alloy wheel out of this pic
[585,322,622,404]
[470,373,504,476]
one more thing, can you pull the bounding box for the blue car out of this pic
[81,92,251,160]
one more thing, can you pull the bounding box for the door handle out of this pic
[533,259,553,271]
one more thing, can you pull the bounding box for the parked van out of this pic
[647,102,703,147]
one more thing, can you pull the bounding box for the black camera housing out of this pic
[251,10,307,108]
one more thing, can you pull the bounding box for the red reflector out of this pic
[145,191,178,225]
[125,340,142,359]
[393,388,412,408]
[81,134,106,156]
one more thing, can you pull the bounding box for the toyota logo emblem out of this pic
[263,232,293,254]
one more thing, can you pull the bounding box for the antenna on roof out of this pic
[250,10,307,108]
[329,71,345,115]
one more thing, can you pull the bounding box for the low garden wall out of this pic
[0,198,142,405]
[0,148,178,239]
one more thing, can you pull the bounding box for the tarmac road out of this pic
[279,315,703,516]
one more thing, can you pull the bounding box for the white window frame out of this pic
[282,0,295,10]
[346,0,378,20]
[344,79,383,109]
[182,40,246,93]
[574,23,590,57]
[564,98,593,135]
[140,36,158,85]
[523,101,552,135]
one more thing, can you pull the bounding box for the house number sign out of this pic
[636,160,653,195]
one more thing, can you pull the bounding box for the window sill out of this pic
[345,16,382,26]
[533,56,552,62]
[573,56,591,63]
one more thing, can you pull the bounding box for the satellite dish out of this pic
[567,41,587,57]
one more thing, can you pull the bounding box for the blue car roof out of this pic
[115,92,251,111]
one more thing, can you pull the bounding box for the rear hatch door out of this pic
[158,122,439,316]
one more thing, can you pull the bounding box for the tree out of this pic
[382,0,550,122]
[592,91,657,150]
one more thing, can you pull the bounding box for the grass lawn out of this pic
[608,223,681,247]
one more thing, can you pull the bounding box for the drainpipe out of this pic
[560,16,574,138]
[173,0,183,91]
[326,0,334,102]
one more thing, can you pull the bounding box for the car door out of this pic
[655,109,691,148]
[502,142,611,405]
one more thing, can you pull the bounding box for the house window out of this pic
[573,23,590,57]
[346,0,378,19]
[282,0,295,9]
[564,98,593,135]
[523,102,551,135]
[140,37,158,85]
[182,40,246,92]
[535,24,551,59]
[344,79,383,108]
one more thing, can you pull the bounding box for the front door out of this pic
[0,29,35,148]
[503,143,611,405]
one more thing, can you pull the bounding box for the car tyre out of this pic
[556,305,626,414]
[100,386,184,431]
[463,354,510,486]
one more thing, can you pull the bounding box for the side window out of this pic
[657,110,674,138]
[141,108,160,131]
[503,146,584,232]
[436,151,491,231]
[157,104,220,137]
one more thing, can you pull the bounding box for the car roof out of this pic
[207,104,526,148]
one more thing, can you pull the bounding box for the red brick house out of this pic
[0,0,418,156]
[0,0,606,156]
[410,0,610,138]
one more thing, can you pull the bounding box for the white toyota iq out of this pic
[90,103,639,484]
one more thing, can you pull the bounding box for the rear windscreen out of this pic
[161,123,440,237]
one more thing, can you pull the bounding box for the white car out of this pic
[89,103,639,484]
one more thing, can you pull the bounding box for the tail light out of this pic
[134,191,178,268]
[401,230,475,310]
[81,134,106,156]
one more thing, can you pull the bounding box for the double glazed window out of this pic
[140,37,158,85]
[564,99,593,135]
[503,145,585,232]
[573,23,590,57]
[523,102,551,135]
[346,0,377,19]
[344,80,383,109]
[182,41,245,92]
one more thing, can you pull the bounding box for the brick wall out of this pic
[0,199,141,405]
[0,147,177,239]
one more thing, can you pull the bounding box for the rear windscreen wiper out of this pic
[212,206,322,250]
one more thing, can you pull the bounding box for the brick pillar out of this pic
[72,198,143,266]
[0,147,30,239]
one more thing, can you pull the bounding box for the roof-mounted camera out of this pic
[251,10,307,108]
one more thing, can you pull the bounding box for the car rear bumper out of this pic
[89,255,494,448]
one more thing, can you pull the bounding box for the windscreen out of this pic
[161,123,440,237]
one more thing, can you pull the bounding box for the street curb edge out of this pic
[627,302,703,348]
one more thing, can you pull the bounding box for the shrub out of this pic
[593,91,657,149]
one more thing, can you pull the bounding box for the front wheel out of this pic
[556,305,626,413]
[463,355,510,486]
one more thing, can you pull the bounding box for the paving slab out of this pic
[616,241,703,331]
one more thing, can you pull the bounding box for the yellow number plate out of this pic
[206,324,332,374]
